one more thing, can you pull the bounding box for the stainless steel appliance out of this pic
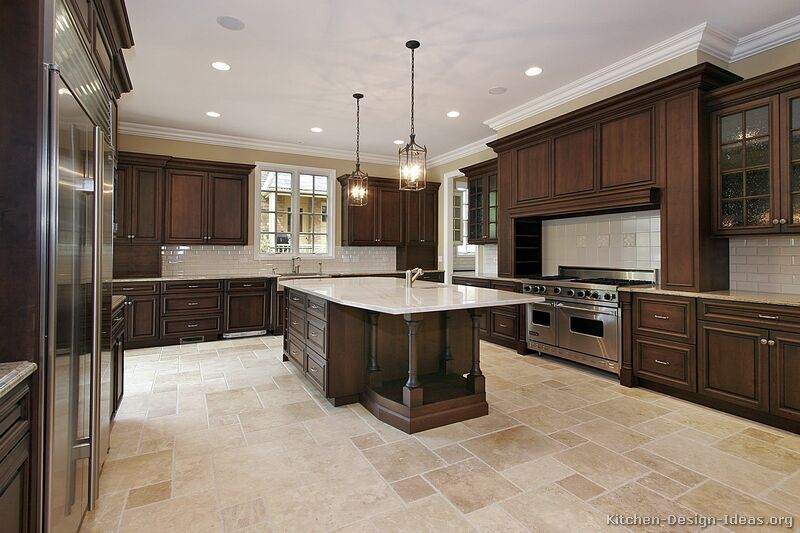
[43,1,115,530]
[523,266,656,373]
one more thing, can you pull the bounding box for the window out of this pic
[256,163,335,257]
[454,180,476,256]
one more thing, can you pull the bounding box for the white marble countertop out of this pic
[280,277,544,315]
[620,286,800,308]
[0,361,37,400]
[115,270,444,283]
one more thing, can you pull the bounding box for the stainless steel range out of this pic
[523,266,657,373]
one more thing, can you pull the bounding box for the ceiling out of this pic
[120,0,800,160]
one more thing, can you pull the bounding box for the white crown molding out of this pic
[118,122,397,165]
[428,134,497,167]
[731,14,800,62]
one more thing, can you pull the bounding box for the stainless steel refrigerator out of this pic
[43,1,114,531]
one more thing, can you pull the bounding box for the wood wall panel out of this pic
[553,127,595,196]
[515,141,550,203]
[600,109,654,189]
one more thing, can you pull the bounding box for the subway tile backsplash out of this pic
[160,245,397,277]
[729,237,800,294]
[541,210,661,275]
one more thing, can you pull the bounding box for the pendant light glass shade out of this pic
[399,40,426,191]
[348,93,368,206]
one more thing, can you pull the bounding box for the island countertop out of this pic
[279,277,544,315]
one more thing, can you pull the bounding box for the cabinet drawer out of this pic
[634,294,696,343]
[452,277,491,288]
[491,280,522,293]
[699,299,800,332]
[306,317,327,358]
[0,382,30,461]
[633,336,696,391]
[225,279,269,292]
[306,295,327,321]
[419,272,444,283]
[286,334,304,367]
[491,310,518,342]
[111,308,126,338]
[162,293,223,315]
[161,280,223,293]
[114,281,159,295]
[287,307,306,339]
[287,290,307,310]
[160,315,221,337]
[305,348,326,392]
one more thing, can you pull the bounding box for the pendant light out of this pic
[399,40,427,191]
[347,93,368,206]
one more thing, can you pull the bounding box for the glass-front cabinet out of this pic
[465,163,498,244]
[782,89,800,231]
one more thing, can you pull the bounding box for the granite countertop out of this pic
[621,286,800,308]
[0,361,37,400]
[115,270,445,283]
[112,295,126,310]
[279,277,544,315]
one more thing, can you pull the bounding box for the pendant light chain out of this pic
[355,96,361,168]
[410,46,415,136]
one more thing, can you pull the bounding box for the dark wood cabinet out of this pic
[225,292,270,334]
[126,295,159,344]
[405,188,438,245]
[207,173,249,244]
[339,176,404,246]
[376,187,403,245]
[272,289,285,335]
[553,126,595,197]
[165,170,206,244]
[115,153,168,244]
[0,381,32,533]
[599,108,655,191]
[461,160,498,244]
[111,302,125,417]
[770,331,800,422]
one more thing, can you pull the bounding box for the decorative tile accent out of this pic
[596,235,610,248]
[729,237,800,294]
[622,233,637,247]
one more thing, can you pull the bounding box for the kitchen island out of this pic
[279,277,543,432]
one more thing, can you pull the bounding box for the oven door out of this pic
[555,302,619,362]
[527,301,557,346]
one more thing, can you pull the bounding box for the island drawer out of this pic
[305,348,326,392]
[306,295,327,321]
[287,306,306,339]
[634,294,696,344]
[451,276,491,288]
[287,290,307,310]
[226,279,269,292]
[699,299,800,332]
[161,293,223,316]
[286,334,304,367]
[633,336,696,391]
[160,315,222,338]
[161,280,223,294]
[114,281,159,295]
[490,309,518,343]
[306,317,327,358]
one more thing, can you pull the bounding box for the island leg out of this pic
[466,309,485,393]
[440,311,454,375]
[366,312,382,388]
[403,313,423,407]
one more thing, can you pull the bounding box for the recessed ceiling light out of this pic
[216,16,245,31]
[205,111,221,118]
[211,61,231,71]
[525,66,543,77]
[310,127,323,133]
[446,110,460,118]
[488,86,507,95]
[393,139,404,145]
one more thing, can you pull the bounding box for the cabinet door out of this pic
[346,184,377,244]
[406,189,438,245]
[376,187,403,245]
[490,309,518,343]
[165,170,207,244]
[515,141,551,205]
[112,329,124,415]
[770,331,800,422]
[712,97,780,235]
[207,173,247,244]
[553,126,595,197]
[486,172,498,242]
[599,108,654,190]
[114,165,129,240]
[467,175,485,243]
[126,296,159,342]
[225,292,268,334]
[0,436,30,533]
[129,166,164,243]
[698,321,769,411]
[780,89,800,232]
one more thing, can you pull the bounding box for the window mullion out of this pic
[291,170,299,254]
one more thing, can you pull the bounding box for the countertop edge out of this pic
[0,361,37,400]
[115,270,445,283]
[620,286,800,308]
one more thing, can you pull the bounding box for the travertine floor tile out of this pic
[99,449,173,494]
[507,404,581,433]
[370,494,474,533]
[583,396,670,426]
[557,473,605,500]
[220,497,270,532]
[205,386,262,416]
[118,491,222,533]
[570,418,652,452]
[362,439,444,482]
[591,482,696,533]
[125,480,172,509]
[434,443,474,464]
[390,475,436,503]
[424,458,521,513]
[554,442,648,489]
[414,422,477,449]
[466,505,529,532]
[461,425,565,471]
[502,484,617,532]
[713,433,800,474]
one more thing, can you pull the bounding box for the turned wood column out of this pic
[619,291,637,387]
[403,313,423,407]
[467,308,485,393]
[366,312,382,388]
[440,311,454,374]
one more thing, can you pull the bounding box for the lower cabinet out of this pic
[224,292,269,334]
[633,336,696,391]
[126,295,159,343]
[769,331,800,422]
[451,276,527,353]
[111,303,126,417]
[0,381,32,533]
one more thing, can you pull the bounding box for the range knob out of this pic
[566,289,575,297]
[603,293,612,300]
[591,292,600,299]
[575,290,585,298]
[553,287,562,295]
[522,285,533,293]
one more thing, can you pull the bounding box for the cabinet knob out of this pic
[773,219,780,225]
[780,219,787,224]
[760,338,768,344]
[768,340,776,346]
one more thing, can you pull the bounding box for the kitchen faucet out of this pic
[291,256,301,274]
[405,267,424,288]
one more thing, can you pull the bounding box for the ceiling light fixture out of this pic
[488,86,507,95]
[310,127,323,133]
[393,140,404,145]
[446,110,460,118]
[399,40,426,192]
[347,93,368,207]
[216,16,245,31]
[525,66,543,77]
[211,61,231,71]
[205,111,221,118]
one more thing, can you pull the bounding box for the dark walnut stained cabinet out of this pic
[115,152,168,244]
[224,279,271,335]
[111,302,125,417]
[599,108,655,190]
[707,63,800,235]
[405,187,438,245]
[553,126,595,197]
[339,177,404,246]
[460,160,498,244]
[0,381,32,533]
[165,170,206,244]
[770,331,800,422]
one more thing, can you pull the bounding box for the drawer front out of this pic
[287,290,307,310]
[114,281,159,295]
[286,334,304,367]
[306,295,328,321]
[491,280,522,293]
[0,382,30,460]
[111,308,126,337]
[305,348,326,392]
[161,315,221,337]
[161,280,223,293]
[491,309,518,342]
[633,336,696,391]
[287,307,307,339]
[226,279,269,292]
[452,277,492,288]
[700,299,800,332]
[634,294,696,343]
[419,272,444,282]
[162,293,223,316]
[306,317,327,358]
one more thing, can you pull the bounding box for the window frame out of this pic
[454,185,476,257]
[254,161,336,259]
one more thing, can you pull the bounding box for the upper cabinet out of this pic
[460,159,498,244]
[405,186,438,246]
[708,64,800,236]
[599,108,655,190]
[339,176,404,246]
[115,152,168,244]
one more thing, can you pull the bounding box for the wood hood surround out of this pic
[487,62,743,292]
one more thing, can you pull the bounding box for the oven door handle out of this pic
[554,302,618,316]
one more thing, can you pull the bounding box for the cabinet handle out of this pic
[497,323,509,328]
[768,340,776,346]
[780,219,787,224]
[187,302,199,306]
[773,219,780,225]
[758,314,779,320]
[291,296,300,301]
[186,323,198,328]
[760,338,768,345]
[242,284,253,287]
[113,316,123,323]
[187,285,199,288]
[310,304,320,309]
[654,359,670,366]
[291,321,299,326]
[309,366,318,373]
[653,314,670,320]
[310,331,318,337]
[121,287,135,291]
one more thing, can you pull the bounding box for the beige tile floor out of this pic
[81,336,800,533]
